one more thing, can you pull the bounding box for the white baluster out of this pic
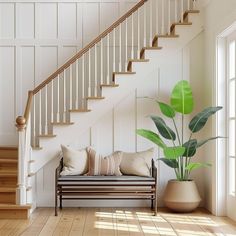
[119,24,122,71]
[107,34,110,84]
[137,9,140,58]
[39,90,42,134]
[175,0,178,23]
[188,0,190,10]
[125,18,128,67]
[75,59,79,109]
[88,49,91,96]
[100,39,104,84]
[113,28,116,72]
[168,0,171,35]
[161,0,165,35]
[181,0,184,22]
[155,0,159,36]
[33,96,36,147]
[69,64,72,109]
[63,70,66,122]
[149,0,153,46]
[94,44,98,96]
[45,85,48,133]
[144,3,147,45]
[51,80,54,123]
[57,75,60,122]
[131,13,134,58]
[82,55,85,106]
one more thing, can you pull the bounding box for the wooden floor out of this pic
[0,207,236,236]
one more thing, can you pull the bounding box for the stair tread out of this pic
[172,22,192,26]
[0,170,17,177]
[0,187,16,193]
[128,59,150,62]
[38,134,56,138]
[0,159,17,163]
[142,47,162,50]
[0,203,31,209]
[86,97,105,100]
[100,84,119,87]
[156,34,179,38]
[113,72,136,74]
[69,109,91,112]
[51,122,74,125]
[185,10,200,13]
[0,146,18,150]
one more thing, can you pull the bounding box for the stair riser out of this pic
[0,193,15,204]
[0,163,17,170]
[0,150,18,159]
[0,209,29,219]
[0,178,17,187]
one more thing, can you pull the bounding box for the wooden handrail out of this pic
[24,91,34,123]
[32,0,147,94]
[19,0,147,126]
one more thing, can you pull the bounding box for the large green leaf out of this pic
[150,116,176,140]
[136,129,166,149]
[157,102,175,118]
[186,162,211,171]
[170,80,194,114]
[182,139,197,157]
[164,146,186,159]
[197,136,223,148]
[189,107,222,133]
[158,158,178,168]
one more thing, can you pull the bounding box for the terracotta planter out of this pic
[163,180,201,212]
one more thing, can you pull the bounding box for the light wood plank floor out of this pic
[0,208,236,236]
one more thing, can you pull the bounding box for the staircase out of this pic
[11,0,203,217]
[0,147,30,219]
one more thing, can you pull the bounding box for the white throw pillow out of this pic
[120,148,155,177]
[60,145,88,176]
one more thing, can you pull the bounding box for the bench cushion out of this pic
[58,175,155,185]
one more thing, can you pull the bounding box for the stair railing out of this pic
[15,0,196,205]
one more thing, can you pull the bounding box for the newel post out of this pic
[16,116,27,205]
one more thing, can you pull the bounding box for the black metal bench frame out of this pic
[55,158,158,216]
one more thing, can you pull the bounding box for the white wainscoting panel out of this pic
[0,0,138,145]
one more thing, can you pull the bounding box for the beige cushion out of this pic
[86,147,122,176]
[120,148,155,177]
[60,145,88,176]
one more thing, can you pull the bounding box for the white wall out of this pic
[0,0,138,145]
[0,0,205,208]
[35,34,205,207]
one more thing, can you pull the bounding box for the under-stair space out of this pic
[0,147,30,219]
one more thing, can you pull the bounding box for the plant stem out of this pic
[172,118,181,146]
[181,114,184,179]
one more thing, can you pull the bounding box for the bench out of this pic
[55,159,158,216]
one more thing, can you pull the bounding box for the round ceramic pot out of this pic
[163,180,201,213]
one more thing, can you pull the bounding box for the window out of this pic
[227,38,236,196]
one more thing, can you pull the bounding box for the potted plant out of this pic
[137,80,222,212]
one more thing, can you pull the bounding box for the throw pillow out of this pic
[120,148,155,177]
[86,147,122,176]
[60,145,88,176]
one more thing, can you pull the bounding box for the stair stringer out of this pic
[158,11,204,50]
[31,10,204,173]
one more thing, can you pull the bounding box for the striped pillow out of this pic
[86,147,122,176]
